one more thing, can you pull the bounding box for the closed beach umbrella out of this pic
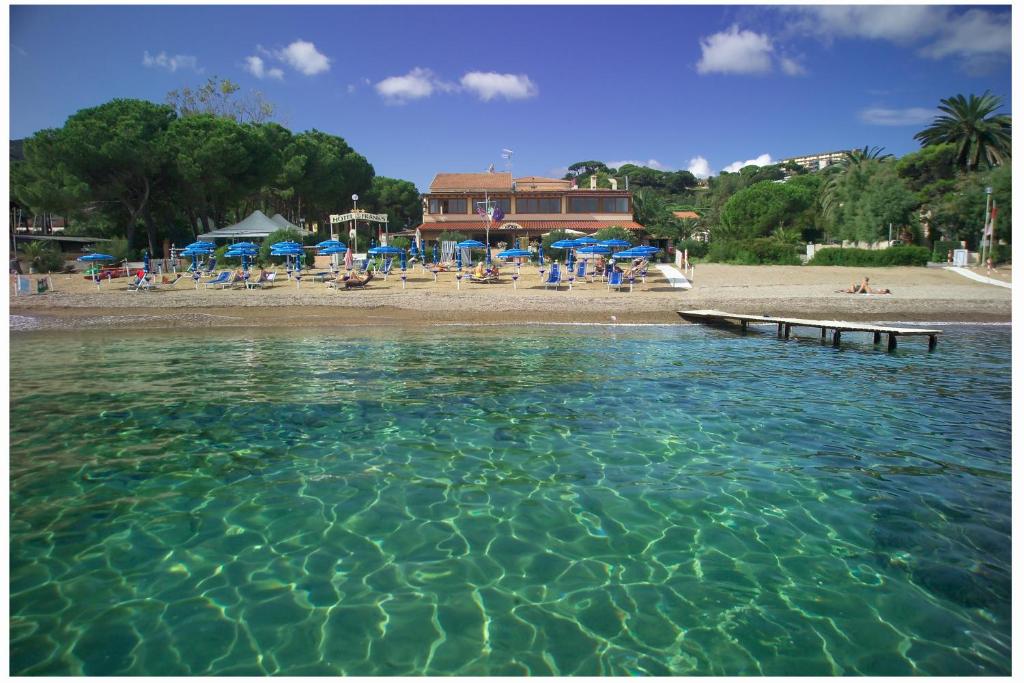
[432,243,439,264]
[456,247,462,270]
[400,248,407,270]
[538,244,544,265]
[142,251,151,274]
[344,248,353,270]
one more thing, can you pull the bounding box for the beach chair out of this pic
[380,258,393,278]
[127,273,151,292]
[246,271,277,289]
[575,260,587,282]
[607,270,627,291]
[543,263,561,290]
[203,271,232,289]
[202,258,217,276]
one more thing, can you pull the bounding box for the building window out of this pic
[472,197,511,215]
[568,197,599,212]
[429,198,467,214]
[602,197,629,213]
[516,197,562,214]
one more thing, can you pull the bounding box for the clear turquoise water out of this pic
[9,324,1011,675]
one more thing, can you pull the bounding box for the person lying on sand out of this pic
[837,277,891,294]
[343,270,374,288]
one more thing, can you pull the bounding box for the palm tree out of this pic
[820,146,892,221]
[914,92,1011,172]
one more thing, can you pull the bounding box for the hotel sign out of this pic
[330,212,388,224]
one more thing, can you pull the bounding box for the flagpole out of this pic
[979,187,992,268]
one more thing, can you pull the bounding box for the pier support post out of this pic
[873,331,881,344]
[832,330,841,347]
[887,334,897,351]
[740,320,747,334]
[784,324,791,339]
[821,327,827,340]
[928,334,937,351]
[777,322,784,338]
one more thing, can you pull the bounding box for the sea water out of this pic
[9,324,1011,675]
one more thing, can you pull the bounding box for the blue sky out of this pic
[10,4,1012,191]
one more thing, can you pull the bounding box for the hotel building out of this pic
[411,171,644,243]
[780,150,850,172]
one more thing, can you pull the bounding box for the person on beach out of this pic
[473,261,486,279]
[838,277,890,294]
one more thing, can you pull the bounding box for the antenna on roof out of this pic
[501,148,514,176]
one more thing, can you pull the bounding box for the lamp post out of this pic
[351,194,359,255]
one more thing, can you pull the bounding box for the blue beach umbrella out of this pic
[577,245,611,255]
[78,253,114,285]
[538,244,544,265]
[317,246,347,255]
[456,240,486,248]
[456,247,462,270]
[142,251,151,274]
[599,239,632,248]
[432,243,439,264]
[496,249,532,259]
[549,240,578,249]
[368,245,402,255]
[574,236,599,245]
[400,248,407,270]
[316,239,345,250]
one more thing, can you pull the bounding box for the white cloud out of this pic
[786,6,1010,61]
[859,107,936,126]
[687,156,713,178]
[142,50,201,73]
[346,84,357,94]
[607,159,667,171]
[722,153,773,174]
[697,25,774,75]
[375,68,451,103]
[273,39,330,76]
[460,72,538,101]
[244,55,283,80]
[779,56,806,76]
[920,9,1011,60]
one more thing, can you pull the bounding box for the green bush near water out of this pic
[808,246,930,266]
[705,239,802,265]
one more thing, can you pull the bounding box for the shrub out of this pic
[808,245,930,267]
[19,242,67,272]
[593,226,635,244]
[990,244,1012,264]
[705,239,802,265]
[436,230,469,243]
[105,237,134,262]
[389,236,411,251]
[931,240,960,263]
[675,239,708,259]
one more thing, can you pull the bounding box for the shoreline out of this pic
[9,264,1012,331]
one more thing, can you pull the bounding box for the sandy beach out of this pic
[9,263,1012,331]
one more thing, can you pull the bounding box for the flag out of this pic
[501,149,513,159]
[987,201,998,237]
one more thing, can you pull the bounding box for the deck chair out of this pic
[543,263,561,289]
[203,271,232,289]
[343,271,374,289]
[201,258,217,276]
[128,273,155,292]
[575,260,587,281]
[246,271,277,289]
[608,270,627,291]
[380,258,394,277]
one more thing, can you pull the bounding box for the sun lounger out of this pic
[127,273,153,292]
[203,271,232,289]
[469,274,498,284]
[246,271,277,289]
[343,271,374,289]
[608,270,627,291]
[544,263,561,290]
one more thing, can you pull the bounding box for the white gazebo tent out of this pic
[270,214,301,231]
[198,210,282,241]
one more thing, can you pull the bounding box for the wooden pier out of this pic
[677,309,941,351]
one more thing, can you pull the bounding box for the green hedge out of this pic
[675,239,708,259]
[990,244,1012,264]
[705,239,801,265]
[931,240,960,263]
[808,245,930,267]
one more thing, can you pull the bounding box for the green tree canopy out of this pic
[718,179,817,240]
[366,176,422,230]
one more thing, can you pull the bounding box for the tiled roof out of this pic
[672,211,700,220]
[429,172,513,192]
[415,220,644,233]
